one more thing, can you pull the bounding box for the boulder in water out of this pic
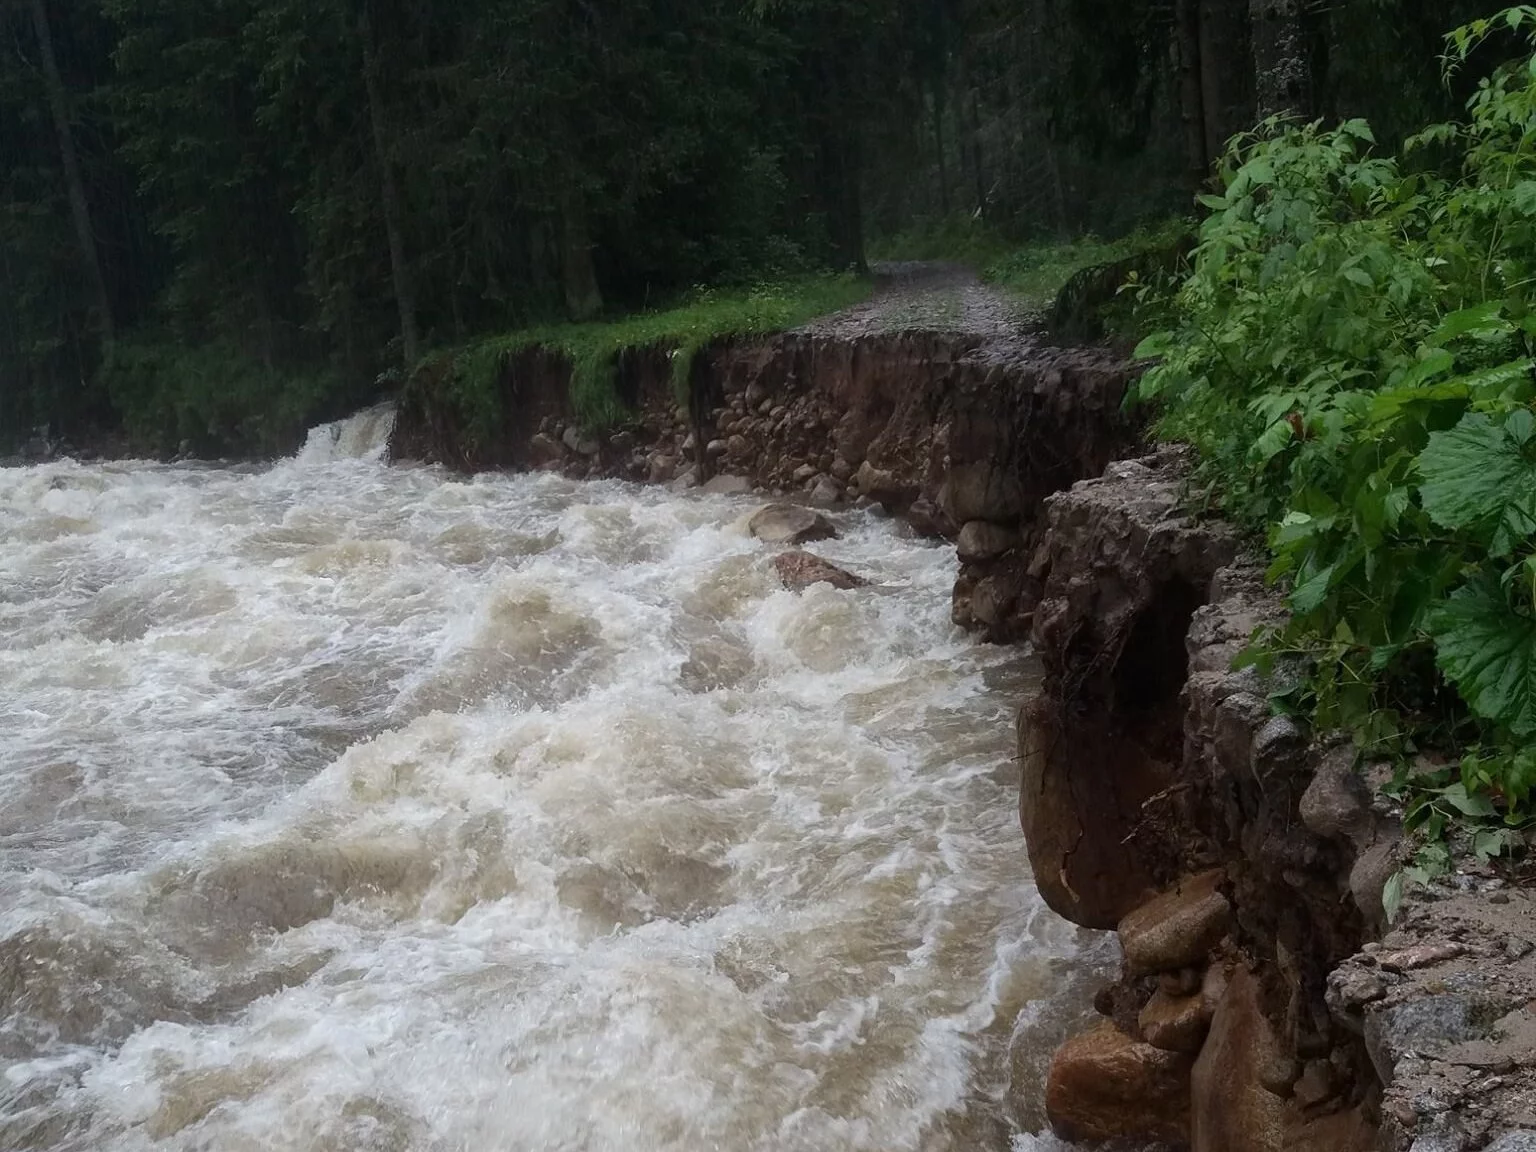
[748,504,837,546]
[1045,1020,1192,1145]
[773,550,868,592]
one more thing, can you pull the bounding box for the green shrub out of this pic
[1133,7,1536,892]
[104,339,341,458]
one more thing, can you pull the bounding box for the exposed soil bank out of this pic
[390,328,1138,644]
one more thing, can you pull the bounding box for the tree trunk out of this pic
[1175,0,1209,188]
[1199,0,1253,162]
[559,192,604,322]
[30,0,114,358]
[933,87,951,217]
[360,11,420,368]
[967,88,986,217]
[1250,0,1312,121]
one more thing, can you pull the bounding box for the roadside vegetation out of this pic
[1133,8,1536,910]
[870,217,1192,315]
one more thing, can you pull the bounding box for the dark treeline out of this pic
[0,0,1492,453]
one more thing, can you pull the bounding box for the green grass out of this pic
[442,273,872,434]
[981,219,1192,312]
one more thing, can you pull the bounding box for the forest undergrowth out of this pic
[1134,7,1536,912]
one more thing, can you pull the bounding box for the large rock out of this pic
[1045,1021,1192,1145]
[748,504,837,546]
[1119,870,1232,977]
[1017,694,1161,927]
[956,520,1020,562]
[701,473,752,496]
[1192,966,1288,1152]
[1364,993,1509,1085]
[561,425,600,456]
[773,550,868,592]
[1018,453,1240,929]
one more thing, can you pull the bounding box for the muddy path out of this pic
[798,261,1033,341]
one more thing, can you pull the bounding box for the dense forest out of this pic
[0,0,1495,453]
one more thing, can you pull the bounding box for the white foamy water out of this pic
[1,410,1101,1151]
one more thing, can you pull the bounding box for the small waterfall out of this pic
[295,401,397,463]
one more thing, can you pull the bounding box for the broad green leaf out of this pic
[1429,302,1510,344]
[1382,870,1405,923]
[1290,563,1336,615]
[1439,782,1498,817]
[1418,412,1536,553]
[1428,574,1536,736]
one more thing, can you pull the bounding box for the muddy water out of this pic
[1,410,1100,1151]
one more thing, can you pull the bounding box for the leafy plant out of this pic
[1133,8,1536,889]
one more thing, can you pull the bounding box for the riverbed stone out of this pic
[1119,870,1232,977]
[747,504,837,546]
[1045,1021,1192,1145]
[772,550,867,592]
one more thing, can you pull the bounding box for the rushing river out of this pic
[1,409,1099,1152]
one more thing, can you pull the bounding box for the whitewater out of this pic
[0,408,1097,1151]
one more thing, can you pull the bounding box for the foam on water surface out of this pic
[0,414,1102,1151]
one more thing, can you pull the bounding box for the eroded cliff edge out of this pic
[390,330,1138,642]
[1022,452,1536,1152]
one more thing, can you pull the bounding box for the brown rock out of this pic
[1017,695,1160,929]
[747,504,837,546]
[1283,1108,1375,1152]
[1192,967,1287,1152]
[773,550,868,592]
[1140,988,1213,1053]
[1119,870,1232,977]
[956,520,1020,562]
[1045,1021,1192,1145]
[940,459,1024,523]
[726,434,750,458]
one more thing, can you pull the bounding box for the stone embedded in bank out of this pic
[1139,986,1213,1053]
[1119,869,1232,977]
[700,473,752,496]
[956,519,1020,562]
[747,504,838,546]
[1045,1020,1193,1145]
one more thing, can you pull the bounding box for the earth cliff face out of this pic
[390,328,1139,644]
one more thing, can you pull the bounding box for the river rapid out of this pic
[1,409,1098,1152]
